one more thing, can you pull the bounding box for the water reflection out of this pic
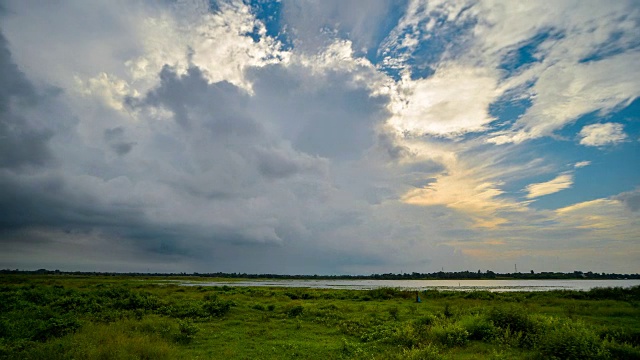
[177,279,640,292]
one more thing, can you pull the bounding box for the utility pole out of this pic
[515,264,518,273]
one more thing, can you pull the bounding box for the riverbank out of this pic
[1,275,639,359]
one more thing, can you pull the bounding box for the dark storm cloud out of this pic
[0,169,202,258]
[0,172,136,232]
[132,63,326,180]
[0,30,52,168]
[136,65,260,136]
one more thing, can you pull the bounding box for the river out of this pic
[179,279,640,292]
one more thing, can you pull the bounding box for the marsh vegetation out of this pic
[1,275,639,359]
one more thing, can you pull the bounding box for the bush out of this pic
[464,291,496,300]
[366,288,407,300]
[387,322,422,348]
[388,306,400,320]
[339,320,367,337]
[203,296,232,317]
[489,306,540,348]
[287,305,304,318]
[175,319,199,344]
[443,303,454,318]
[413,314,437,328]
[400,344,445,360]
[459,315,496,341]
[160,303,207,319]
[488,306,535,334]
[432,323,469,347]
[33,315,81,341]
[538,319,609,360]
[605,341,640,359]
[360,324,394,343]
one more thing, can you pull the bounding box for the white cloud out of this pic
[489,53,639,144]
[525,173,573,199]
[387,66,500,137]
[579,123,628,147]
[574,161,591,168]
[377,0,640,144]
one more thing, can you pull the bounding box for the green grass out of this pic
[1,275,639,359]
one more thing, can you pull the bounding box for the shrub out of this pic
[252,304,265,311]
[287,305,304,318]
[339,320,367,337]
[387,322,422,348]
[33,315,81,341]
[432,323,469,347]
[267,304,276,311]
[488,306,535,334]
[160,303,207,318]
[538,319,609,359]
[389,306,400,320]
[203,297,232,317]
[284,291,312,300]
[489,306,541,348]
[400,344,445,360]
[366,288,406,300]
[459,315,496,341]
[413,314,437,328]
[175,319,199,344]
[464,291,496,300]
[599,326,640,347]
[443,303,454,318]
[605,341,640,359]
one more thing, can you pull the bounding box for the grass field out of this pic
[1,275,639,359]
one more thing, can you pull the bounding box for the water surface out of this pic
[179,279,640,292]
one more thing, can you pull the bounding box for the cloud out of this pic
[104,127,135,156]
[0,0,638,274]
[246,58,390,160]
[399,142,544,228]
[574,161,591,168]
[282,0,406,54]
[489,52,639,144]
[555,195,638,236]
[387,66,500,137]
[0,30,52,169]
[0,1,420,273]
[579,123,628,147]
[614,189,640,212]
[381,0,640,144]
[525,173,573,199]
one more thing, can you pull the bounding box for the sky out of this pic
[0,0,638,274]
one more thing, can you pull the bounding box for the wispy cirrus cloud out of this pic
[525,173,574,199]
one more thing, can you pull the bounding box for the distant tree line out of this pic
[1,268,639,280]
